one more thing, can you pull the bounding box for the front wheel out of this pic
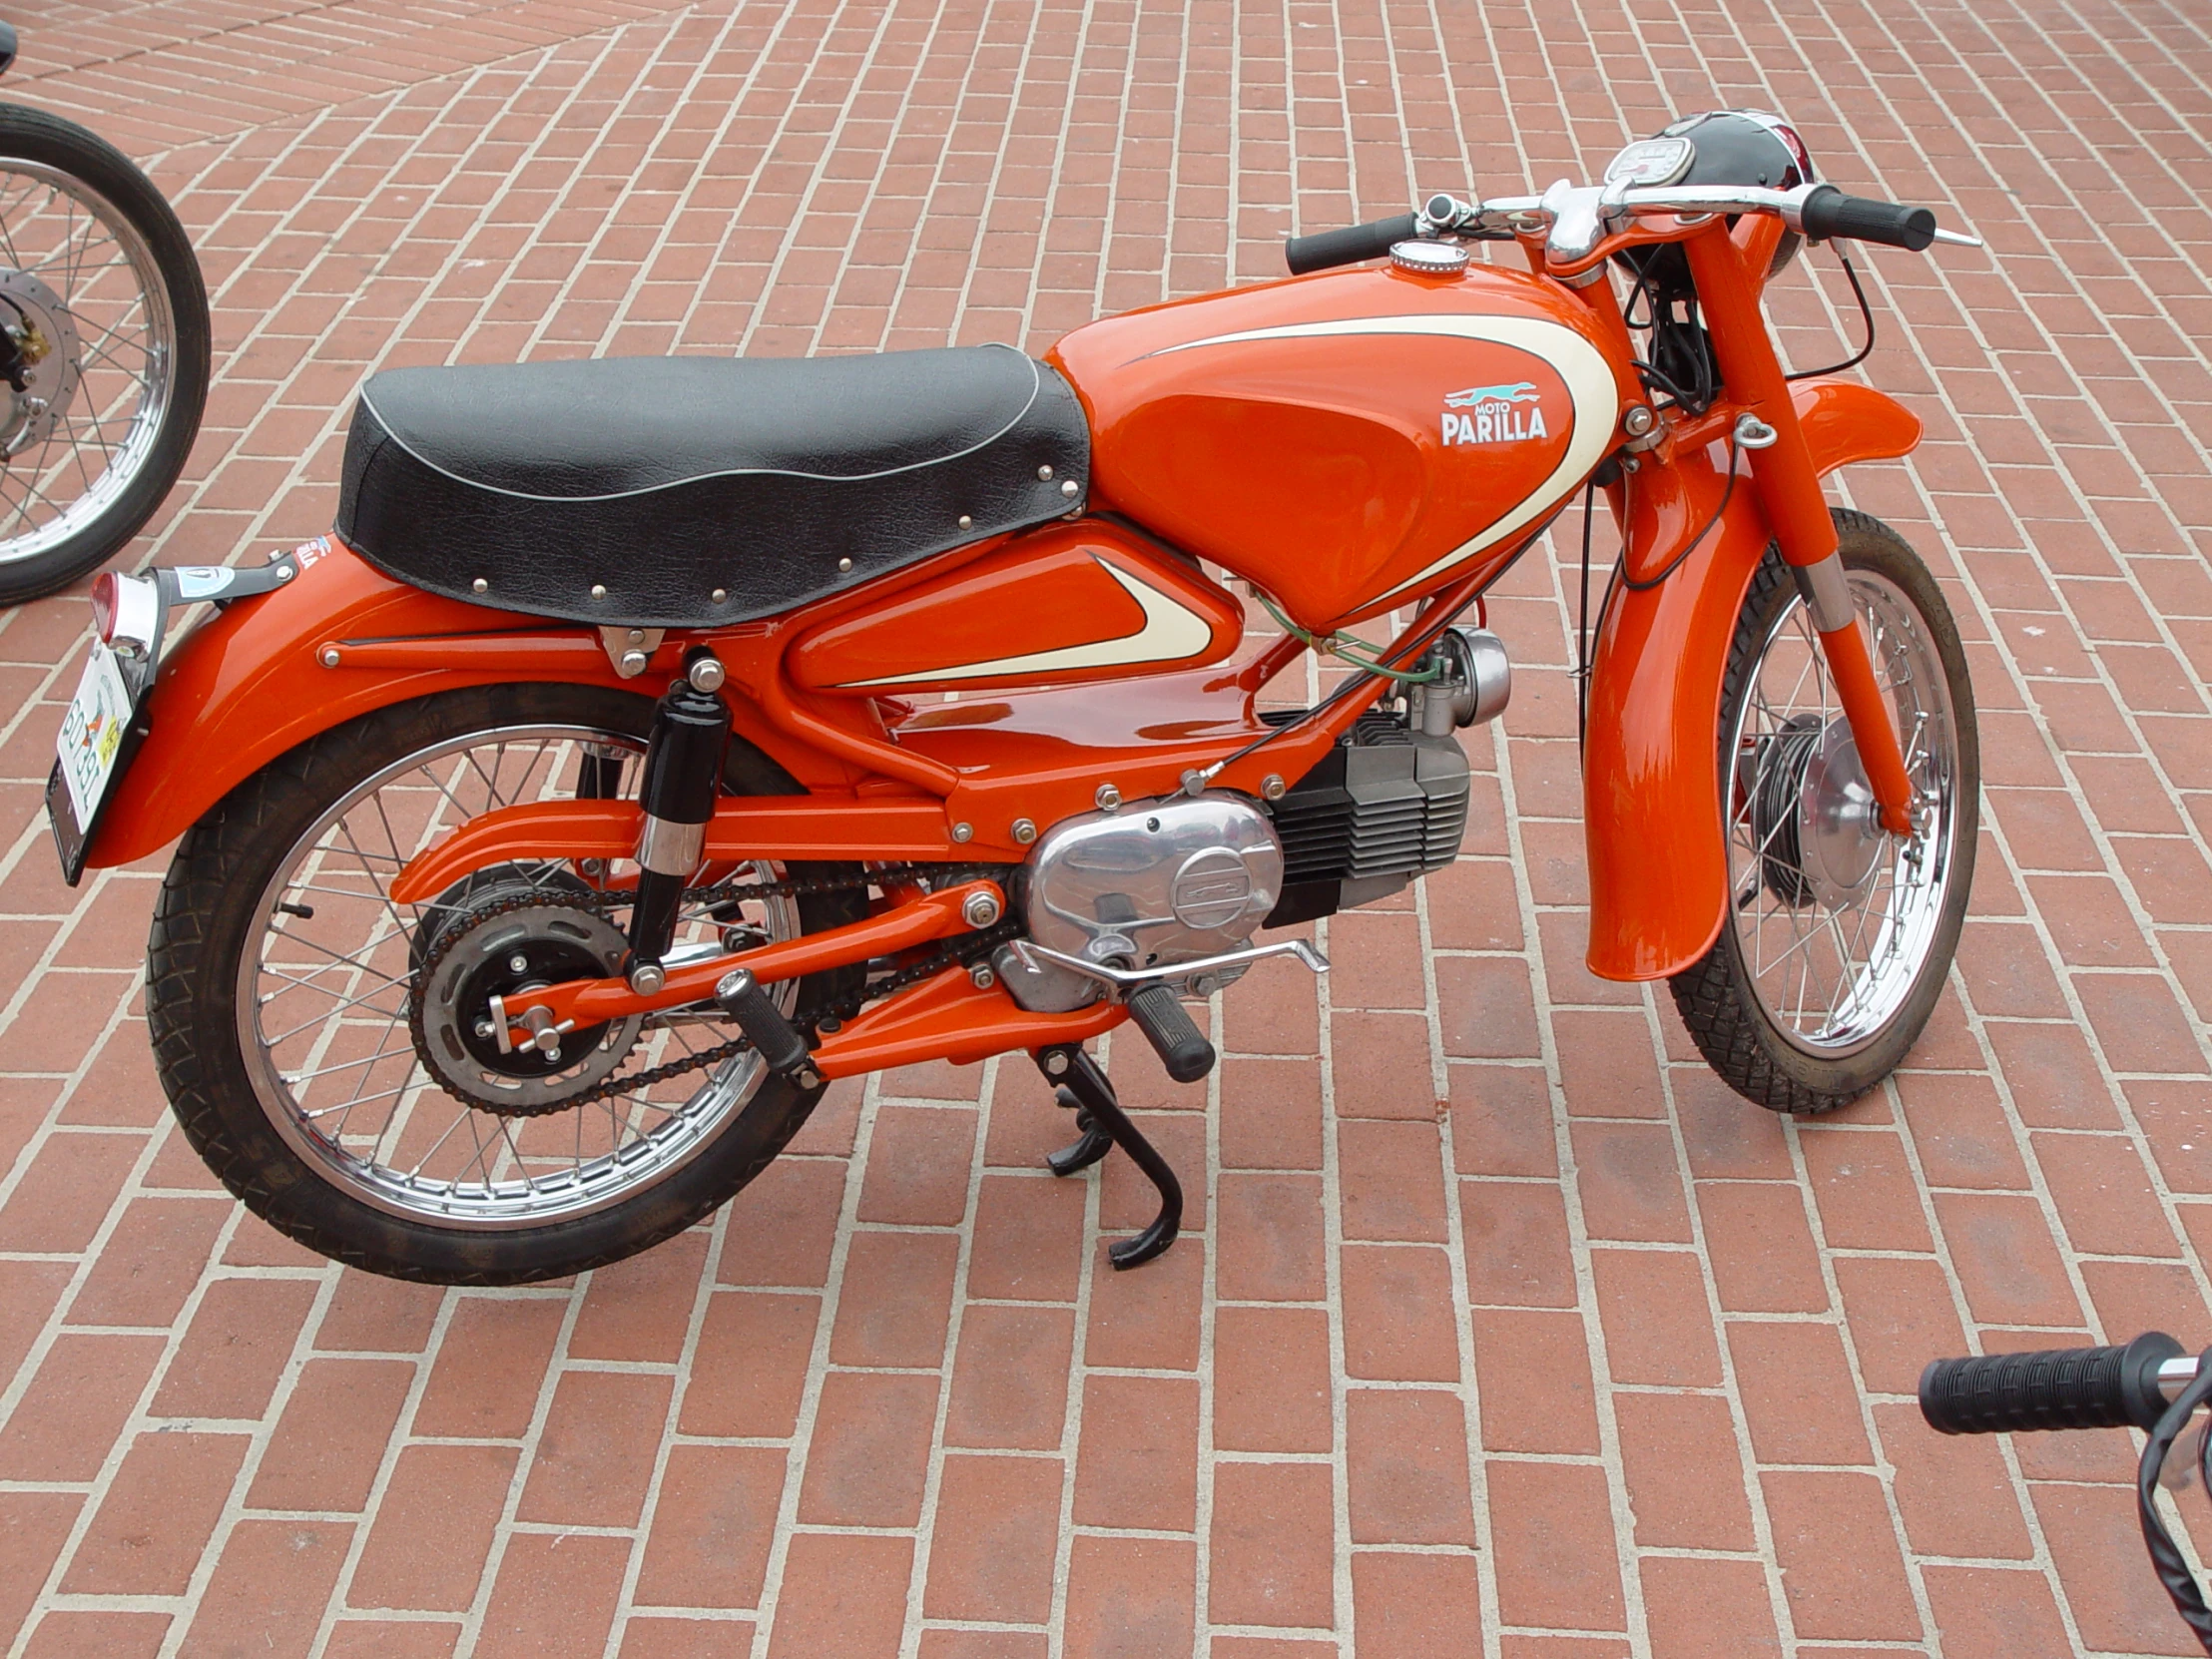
[0,102,211,605]
[1669,510,1977,1113]
[146,683,862,1285]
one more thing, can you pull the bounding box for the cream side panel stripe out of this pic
[1147,313,1620,601]
[833,558,1216,687]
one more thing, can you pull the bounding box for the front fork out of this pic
[1683,226,1916,834]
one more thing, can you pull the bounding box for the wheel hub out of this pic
[1748,713,1890,910]
[0,267,80,457]
[409,871,641,1117]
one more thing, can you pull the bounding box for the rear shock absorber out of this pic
[624,657,730,992]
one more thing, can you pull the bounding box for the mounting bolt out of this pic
[1044,1049,1070,1076]
[318,646,340,668]
[1262,773,1287,801]
[950,822,973,843]
[619,648,650,676]
[1011,818,1038,845]
[508,953,530,974]
[1095,783,1121,814]
[969,961,997,990]
[474,1018,495,1040]
[629,961,666,995]
[687,654,726,693]
[1623,404,1656,437]
[962,889,1002,928]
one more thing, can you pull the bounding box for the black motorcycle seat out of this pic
[334,345,1090,628]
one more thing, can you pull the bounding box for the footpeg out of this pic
[715,968,822,1090]
[1036,1045,1182,1269]
[1126,983,1214,1083]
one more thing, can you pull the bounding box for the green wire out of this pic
[1252,589,1444,685]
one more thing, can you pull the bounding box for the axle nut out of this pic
[962,890,1002,929]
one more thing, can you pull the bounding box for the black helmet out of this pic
[1612,109,1817,297]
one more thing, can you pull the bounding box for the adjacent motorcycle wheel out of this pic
[146,684,863,1285]
[0,102,210,606]
[1670,510,1978,1112]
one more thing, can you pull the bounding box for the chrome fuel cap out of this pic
[1389,240,1468,276]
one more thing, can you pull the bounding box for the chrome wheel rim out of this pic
[236,725,801,1230]
[1724,570,1962,1059]
[0,161,177,566]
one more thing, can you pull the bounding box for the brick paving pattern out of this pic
[0,0,2209,1653]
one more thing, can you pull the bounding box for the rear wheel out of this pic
[1669,510,1977,1112]
[146,683,861,1284]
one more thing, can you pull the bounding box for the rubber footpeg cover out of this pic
[1127,983,1215,1084]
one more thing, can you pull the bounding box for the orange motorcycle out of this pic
[51,111,1980,1282]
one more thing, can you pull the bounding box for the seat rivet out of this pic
[957,515,972,530]
[1037,464,1054,481]
[1061,479,1078,497]
[950,822,973,842]
[712,588,728,603]
[318,646,340,669]
[471,577,489,594]
[591,584,607,599]
[838,557,852,573]
[1011,818,1037,845]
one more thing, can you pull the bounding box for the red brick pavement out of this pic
[2,0,2211,1653]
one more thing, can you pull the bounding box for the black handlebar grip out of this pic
[1285,213,1421,276]
[1127,983,1216,1084]
[1919,1332,2185,1435]
[1799,184,1938,253]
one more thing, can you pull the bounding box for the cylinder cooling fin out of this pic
[1265,717,1473,928]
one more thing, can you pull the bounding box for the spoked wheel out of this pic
[147,685,861,1284]
[0,103,209,605]
[1670,510,1977,1112]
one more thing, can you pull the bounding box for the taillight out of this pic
[89,571,160,659]
[90,570,120,643]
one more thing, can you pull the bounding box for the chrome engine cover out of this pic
[999,794,1284,1011]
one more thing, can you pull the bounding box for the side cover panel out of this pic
[1050,267,1634,633]
[788,521,1243,694]
[1581,379,1924,981]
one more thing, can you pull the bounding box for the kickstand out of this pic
[1036,1044,1183,1270]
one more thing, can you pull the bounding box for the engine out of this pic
[994,626,1507,1010]
[996,794,1285,1011]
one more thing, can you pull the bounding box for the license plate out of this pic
[47,640,147,885]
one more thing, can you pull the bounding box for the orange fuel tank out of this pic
[1048,263,1637,634]
[787,518,1244,696]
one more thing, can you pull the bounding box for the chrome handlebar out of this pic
[1413,181,1980,265]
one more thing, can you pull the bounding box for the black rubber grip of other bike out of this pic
[1798,184,1938,253]
[1127,983,1217,1084]
[1919,1332,2185,1435]
[715,968,814,1079]
[1285,213,1421,275]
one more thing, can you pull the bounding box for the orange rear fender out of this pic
[1581,379,1922,981]
[85,543,850,870]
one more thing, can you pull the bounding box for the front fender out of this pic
[1581,379,1921,981]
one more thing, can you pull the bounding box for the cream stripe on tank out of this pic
[831,558,1216,687]
[1144,312,1621,602]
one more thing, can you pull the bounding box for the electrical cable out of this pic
[2137,1348,2212,1653]
[1786,248,1877,381]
